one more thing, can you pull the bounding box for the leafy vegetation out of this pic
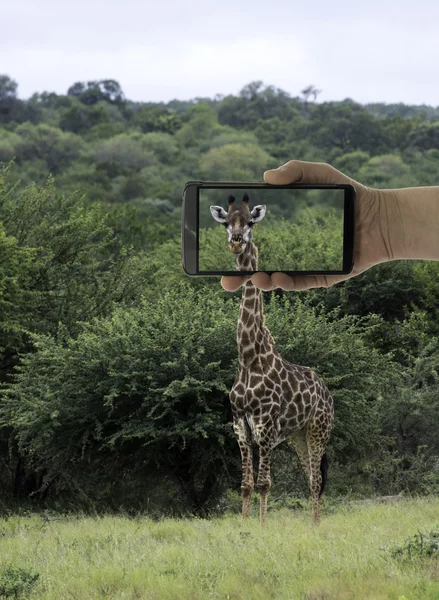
[386,526,439,561]
[0,566,39,599]
[0,74,439,514]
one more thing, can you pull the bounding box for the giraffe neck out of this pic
[235,241,274,367]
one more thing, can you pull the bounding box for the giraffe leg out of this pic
[306,420,331,526]
[309,451,323,526]
[256,451,271,528]
[290,429,311,482]
[255,424,275,527]
[233,418,254,520]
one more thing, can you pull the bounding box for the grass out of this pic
[0,497,438,599]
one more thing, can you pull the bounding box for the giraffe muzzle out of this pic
[229,236,246,254]
[229,242,245,254]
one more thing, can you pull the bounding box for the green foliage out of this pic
[0,133,20,163]
[0,165,145,343]
[408,121,439,151]
[309,101,386,153]
[0,221,35,356]
[208,128,258,150]
[138,132,179,163]
[401,149,439,186]
[94,133,157,171]
[60,101,121,135]
[266,296,398,460]
[413,261,439,318]
[386,527,439,561]
[366,101,439,120]
[0,566,39,598]
[358,154,417,188]
[131,106,181,134]
[200,143,275,180]
[175,103,220,148]
[0,76,17,102]
[67,79,125,106]
[382,116,418,151]
[13,123,85,174]
[0,76,41,125]
[218,81,300,128]
[334,261,423,321]
[0,285,239,511]
[333,150,370,178]
[253,116,308,159]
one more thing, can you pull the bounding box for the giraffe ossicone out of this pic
[210,193,334,526]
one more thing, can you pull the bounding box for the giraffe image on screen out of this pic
[208,192,334,526]
[198,186,345,274]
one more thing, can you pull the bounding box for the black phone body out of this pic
[181,181,355,276]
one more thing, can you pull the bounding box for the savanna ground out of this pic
[1,497,438,600]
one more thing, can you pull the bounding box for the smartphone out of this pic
[181,181,355,276]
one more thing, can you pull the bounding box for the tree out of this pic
[60,100,115,134]
[14,123,85,174]
[0,75,41,125]
[0,75,17,102]
[0,165,142,343]
[358,154,416,188]
[301,84,321,103]
[139,132,179,164]
[217,82,299,128]
[95,134,156,171]
[309,101,387,153]
[333,150,370,179]
[330,261,424,323]
[0,285,239,512]
[200,143,275,180]
[0,132,20,163]
[67,79,125,106]
[382,116,418,151]
[132,106,182,134]
[176,103,220,147]
[408,121,439,151]
[0,222,35,369]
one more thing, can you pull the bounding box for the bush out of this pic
[386,527,439,561]
[95,134,156,170]
[0,566,39,598]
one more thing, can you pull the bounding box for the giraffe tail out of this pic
[319,453,328,499]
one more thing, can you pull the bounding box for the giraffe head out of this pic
[210,193,266,254]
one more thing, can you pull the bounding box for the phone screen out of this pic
[197,186,346,274]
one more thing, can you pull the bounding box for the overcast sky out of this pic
[2,0,439,106]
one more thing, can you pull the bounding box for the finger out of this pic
[264,160,355,186]
[221,275,251,291]
[250,272,275,291]
[270,272,347,291]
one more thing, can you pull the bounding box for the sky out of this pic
[2,0,439,106]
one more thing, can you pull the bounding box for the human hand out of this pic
[221,160,394,292]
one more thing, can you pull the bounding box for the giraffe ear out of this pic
[250,204,266,223]
[210,206,228,223]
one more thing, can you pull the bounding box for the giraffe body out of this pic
[210,194,334,525]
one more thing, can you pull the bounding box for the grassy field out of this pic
[0,497,438,599]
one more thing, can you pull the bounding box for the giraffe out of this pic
[210,192,334,526]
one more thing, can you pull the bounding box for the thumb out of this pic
[264,160,356,186]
